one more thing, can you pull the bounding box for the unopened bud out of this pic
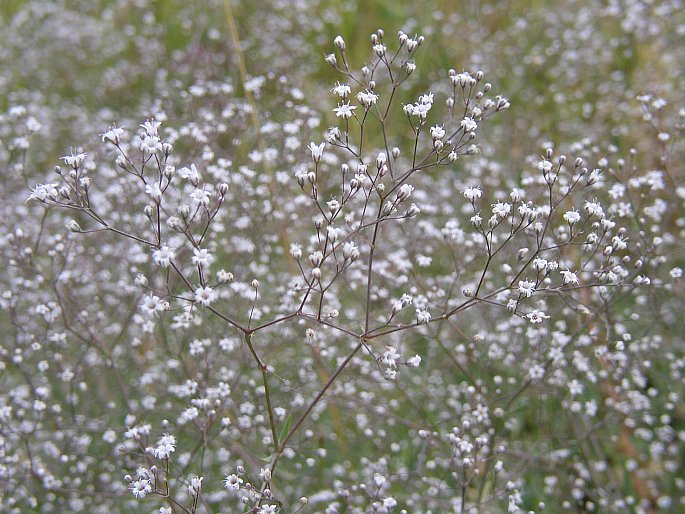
[325,53,337,67]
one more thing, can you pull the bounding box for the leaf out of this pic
[277,414,292,446]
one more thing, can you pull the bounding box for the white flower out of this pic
[130,479,152,498]
[188,476,203,496]
[563,210,581,224]
[324,126,341,142]
[419,93,434,104]
[561,270,579,285]
[357,90,379,107]
[153,433,176,459]
[140,135,162,154]
[194,286,216,306]
[179,164,201,184]
[224,474,243,491]
[140,120,161,137]
[416,308,431,324]
[152,245,175,267]
[61,152,87,168]
[192,248,215,268]
[383,497,398,509]
[308,142,325,163]
[189,188,210,207]
[537,159,553,173]
[145,183,162,203]
[331,82,351,98]
[333,102,356,119]
[140,295,167,316]
[396,184,414,202]
[342,241,360,261]
[333,35,346,50]
[462,186,482,201]
[430,125,445,139]
[527,310,549,324]
[28,183,59,202]
[568,380,583,396]
[584,201,604,218]
[290,243,302,259]
[411,102,431,119]
[492,202,511,218]
[460,117,477,132]
[517,280,536,298]
[100,125,125,144]
[528,364,545,381]
[407,355,421,367]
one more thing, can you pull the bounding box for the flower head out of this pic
[333,102,356,119]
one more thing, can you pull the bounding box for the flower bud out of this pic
[405,203,421,217]
[334,35,346,51]
[66,219,82,232]
[325,53,337,67]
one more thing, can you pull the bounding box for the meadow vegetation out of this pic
[1,1,684,513]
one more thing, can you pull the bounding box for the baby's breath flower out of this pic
[462,186,482,201]
[152,245,175,267]
[460,116,477,132]
[331,82,351,98]
[517,280,536,298]
[333,102,356,119]
[308,141,325,163]
[563,210,581,224]
[225,474,243,491]
[194,286,216,306]
[129,479,152,498]
[100,125,125,145]
[357,90,379,107]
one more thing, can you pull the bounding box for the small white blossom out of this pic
[333,102,356,119]
[130,479,152,498]
[331,82,351,98]
[561,270,579,285]
[357,90,379,107]
[308,141,325,163]
[224,474,243,491]
[460,116,477,132]
[462,186,482,201]
[517,280,536,298]
[563,210,581,224]
[152,245,175,267]
[194,286,216,306]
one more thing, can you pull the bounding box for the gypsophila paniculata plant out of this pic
[3,2,685,512]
